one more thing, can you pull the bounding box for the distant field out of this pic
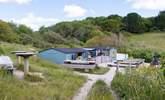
[125,32,165,51]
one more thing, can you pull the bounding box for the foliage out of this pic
[112,67,165,100]
[128,49,153,62]
[43,31,66,44]
[155,11,165,31]
[123,13,146,33]
[19,33,33,45]
[0,20,19,43]
[0,11,165,48]
[85,34,124,47]
[87,80,114,100]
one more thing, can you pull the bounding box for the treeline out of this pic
[0,11,165,48]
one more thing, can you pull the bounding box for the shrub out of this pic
[128,49,154,62]
[112,67,165,100]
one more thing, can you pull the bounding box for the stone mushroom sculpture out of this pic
[15,52,36,75]
[11,51,27,64]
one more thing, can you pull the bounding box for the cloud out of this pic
[12,13,60,31]
[64,4,87,17]
[0,0,32,4]
[127,0,165,10]
[89,9,96,15]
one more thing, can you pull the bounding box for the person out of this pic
[151,53,160,67]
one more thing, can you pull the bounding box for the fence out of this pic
[95,56,113,64]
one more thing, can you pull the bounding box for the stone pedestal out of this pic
[24,57,29,75]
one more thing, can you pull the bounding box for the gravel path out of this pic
[73,67,117,100]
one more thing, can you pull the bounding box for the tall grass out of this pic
[112,67,165,100]
[0,58,86,100]
[0,42,86,100]
[125,32,165,51]
[87,80,114,100]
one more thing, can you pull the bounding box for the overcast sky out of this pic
[0,0,164,30]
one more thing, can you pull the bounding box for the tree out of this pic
[108,14,123,21]
[124,13,146,33]
[43,31,66,44]
[155,11,165,31]
[19,33,33,45]
[143,18,153,32]
[17,24,33,34]
[0,20,19,42]
[103,19,122,33]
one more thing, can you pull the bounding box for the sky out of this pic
[0,0,164,30]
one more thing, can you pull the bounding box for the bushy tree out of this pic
[43,31,66,44]
[0,20,19,43]
[17,24,33,34]
[124,13,146,33]
[19,33,33,45]
[155,11,165,31]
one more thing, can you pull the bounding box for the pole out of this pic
[16,56,20,65]
[116,61,119,73]
[24,57,29,75]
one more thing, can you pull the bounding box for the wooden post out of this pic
[16,56,19,64]
[116,61,119,73]
[129,59,132,72]
[24,57,29,75]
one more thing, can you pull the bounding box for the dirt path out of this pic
[73,67,117,100]
[13,70,24,80]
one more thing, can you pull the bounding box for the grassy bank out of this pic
[125,32,165,51]
[0,43,86,100]
[112,67,165,100]
[86,80,114,100]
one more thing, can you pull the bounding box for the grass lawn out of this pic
[75,67,110,75]
[86,80,114,100]
[125,32,165,51]
[0,42,86,100]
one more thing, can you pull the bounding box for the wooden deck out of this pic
[108,59,145,68]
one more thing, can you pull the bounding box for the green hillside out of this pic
[126,32,165,51]
[0,11,165,49]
